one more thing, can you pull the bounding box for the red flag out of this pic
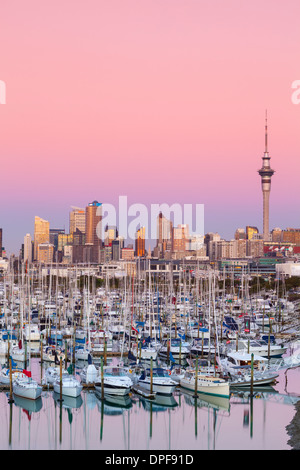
[22,370,31,378]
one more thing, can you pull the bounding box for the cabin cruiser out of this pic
[222,338,287,358]
[180,370,230,398]
[220,351,280,387]
[94,366,133,396]
[53,374,83,398]
[138,367,177,395]
[158,338,190,361]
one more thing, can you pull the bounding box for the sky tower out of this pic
[258,111,275,241]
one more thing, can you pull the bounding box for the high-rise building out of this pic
[112,237,124,261]
[104,225,118,246]
[24,233,32,263]
[246,226,259,240]
[234,228,246,240]
[57,233,73,252]
[154,212,173,258]
[121,247,135,260]
[204,232,221,259]
[85,201,102,246]
[70,207,86,235]
[247,239,264,258]
[172,224,189,253]
[258,112,275,241]
[282,228,300,245]
[135,226,145,257]
[50,228,65,251]
[73,228,85,246]
[34,216,50,261]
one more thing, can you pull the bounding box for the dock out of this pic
[131,384,156,399]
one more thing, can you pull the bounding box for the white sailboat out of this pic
[13,372,43,400]
[53,374,83,398]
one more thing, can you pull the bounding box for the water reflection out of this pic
[1,359,299,450]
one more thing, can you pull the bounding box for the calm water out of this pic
[0,358,299,450]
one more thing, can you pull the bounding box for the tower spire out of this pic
[265,109,268,153]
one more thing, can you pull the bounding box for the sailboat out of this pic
[13,370,43,400]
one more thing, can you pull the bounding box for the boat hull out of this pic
[13,381,42,400]
[180,377,230,398]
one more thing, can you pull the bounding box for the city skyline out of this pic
[0,0,299,254]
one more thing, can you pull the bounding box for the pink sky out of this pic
[0,0,299,252]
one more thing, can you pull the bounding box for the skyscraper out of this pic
[70,207,86,235]
[85,201,102,246]
[34,216,50,260]
[154,212,173,258]
[135,226,145,257]
[24,233,32,263]
[258,112,275,241]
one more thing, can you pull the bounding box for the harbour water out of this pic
[1,358,299,451]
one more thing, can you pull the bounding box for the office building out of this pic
[70,207,86,235]
[85,201,102,246]
[34,216,50,261]
[24,233,32,263]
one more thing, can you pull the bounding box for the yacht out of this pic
[53,374,83,398]
[180,370,230,398]
[138,367,177,395]
[223,338,287,358]
[220,350,280,387]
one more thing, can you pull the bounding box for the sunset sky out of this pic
[0,0,299,253]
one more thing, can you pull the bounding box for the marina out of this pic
[0,267,300,450]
